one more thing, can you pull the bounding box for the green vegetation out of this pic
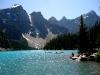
[0,28,35,50]
[78,15,89,53]
[94,50,100,62]
[10,38,34,50]
[0,28,10,49]
[44,15,100,53]
[44,33,78,50]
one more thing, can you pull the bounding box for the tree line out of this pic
[44,15,100,53]
[0,28,34,50]
[0,28,10,49]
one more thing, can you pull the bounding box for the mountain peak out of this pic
[62,16,67,20]
[48,16,57,21]
[89,10,95,14]
[30,11,45,23]
[11,4,21,8]
[37,12,41,15]
[48,16,59,25]
[87,10,97,15]
[82,10,97,19]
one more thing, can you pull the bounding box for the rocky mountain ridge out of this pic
[48,10,100,33]
[0,4,68,49]
[0,4,99,49]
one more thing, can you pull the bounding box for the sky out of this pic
[0,0,100,20]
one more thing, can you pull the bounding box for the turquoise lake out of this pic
[0,50,100,75]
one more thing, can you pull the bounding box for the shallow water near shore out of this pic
[0,50,100,75]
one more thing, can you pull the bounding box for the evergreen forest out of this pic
[44,15,100,53]
[0,28,34,50]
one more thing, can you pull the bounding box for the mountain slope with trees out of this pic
[0,28,10,49]
[0,4,100,49]
[44,15,100,53]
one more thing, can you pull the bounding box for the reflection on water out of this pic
[0,50,100,75]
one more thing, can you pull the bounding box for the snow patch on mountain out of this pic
[28,15,33,26]
[2,18,6,23]
[11,4,20,8]
[82,14,89,19]
[28,14,40,37]
[34,26,39,38]
[7,12,10,15]
[28,31,31,35]
[22,34,33,43]
[89,10,95,14]
[84,16,88,19]
[29,15,39,37]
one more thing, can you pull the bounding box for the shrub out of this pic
[94,50,100,62]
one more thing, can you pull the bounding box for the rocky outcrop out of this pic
[30,11,68,39]
[70,53,97,61]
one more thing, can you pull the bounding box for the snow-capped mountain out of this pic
[0,4,68,49]
[11,4,21,8]
[0,4,99,49]
[48,10,100,33]
[0,4,31,34]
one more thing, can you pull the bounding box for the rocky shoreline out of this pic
[70,52,97,61]
[0,48,11,51]
[0,48,6,51]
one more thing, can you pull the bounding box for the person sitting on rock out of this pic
[72,52,74,57]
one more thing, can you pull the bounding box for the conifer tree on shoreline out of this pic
[78,15,89,53]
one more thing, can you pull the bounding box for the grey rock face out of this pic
[0,5,68,40]
[0,5,31,33]
[48,10,100,33]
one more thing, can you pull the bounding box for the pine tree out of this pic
[78,15,89,53]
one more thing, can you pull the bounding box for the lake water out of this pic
[0,50,100,75]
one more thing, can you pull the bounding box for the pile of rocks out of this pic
[70,53,97,61]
